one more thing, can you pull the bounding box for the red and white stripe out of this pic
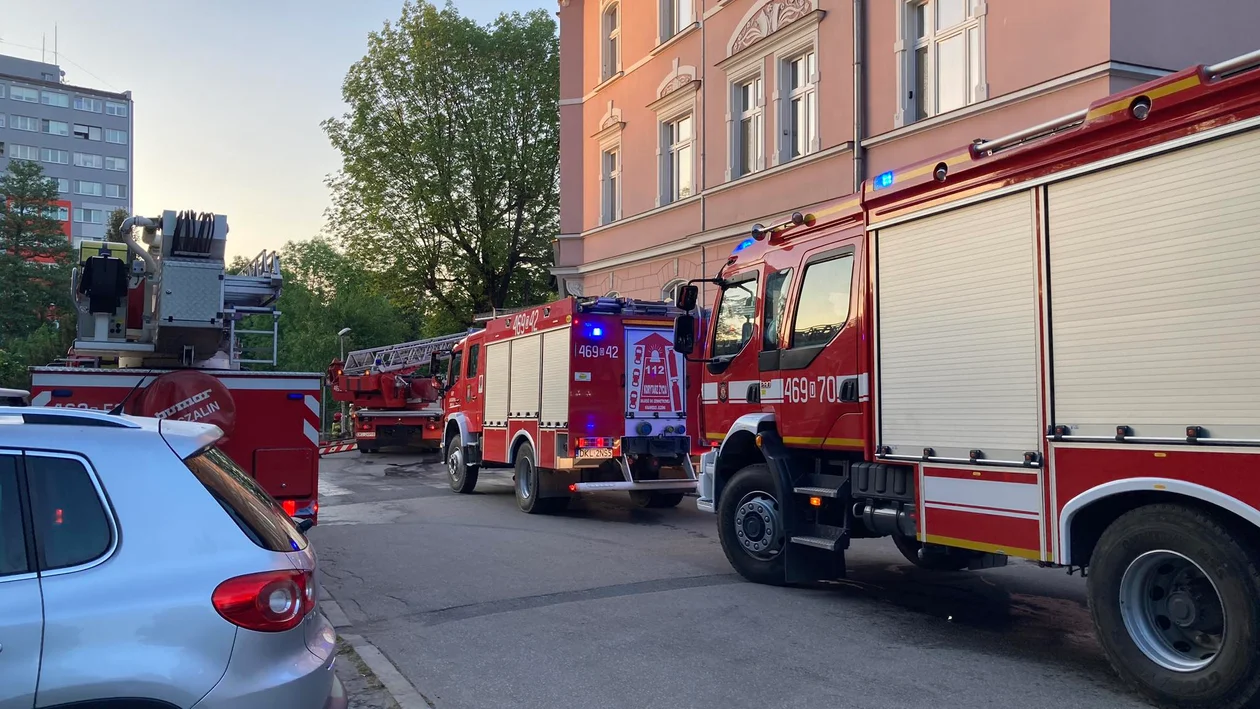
[318,442,357,456]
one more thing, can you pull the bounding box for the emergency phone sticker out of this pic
[625,330,684,415]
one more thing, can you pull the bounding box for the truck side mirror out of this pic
[673,314,696,355]
[429,352,441,377]
[677,284,699,311]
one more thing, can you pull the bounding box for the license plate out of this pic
[356,431,376,439]
[577,447,614,459]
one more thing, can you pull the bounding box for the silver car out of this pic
[0,407,347,709]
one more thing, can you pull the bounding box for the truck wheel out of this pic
[892,534,970,571]
[717,464,787,586]
[1088,504,1260,709]
[446,436,478,494]
[629,491,685,509]
[514,443,565,514]
[357,441,378,454]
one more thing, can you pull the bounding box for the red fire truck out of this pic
[328,333,465,453]
[673,49,1260,708]
[440,296,701,513]
[26,210,324,523]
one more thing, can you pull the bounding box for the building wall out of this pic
[0,55,134,250]
[554,0,1258,301]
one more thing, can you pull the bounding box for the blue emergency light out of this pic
[874,171,895,189]
[591,326,604,338]
[733,238,756,253]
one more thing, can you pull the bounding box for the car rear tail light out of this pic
[576,437,616,449]
[212,569,314,632]
[281,499,297,516]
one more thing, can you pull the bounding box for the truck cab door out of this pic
[774,243,863,451]
[0,452,42,709]
[702,270,762,441]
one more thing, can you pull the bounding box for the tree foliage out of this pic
[0,160,73,388]
[323,0,559,327]
[268,237,414,375]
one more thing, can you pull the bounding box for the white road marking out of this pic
[319,480,354,498]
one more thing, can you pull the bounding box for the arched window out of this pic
[661,279,686,304]
[602,3,621,81]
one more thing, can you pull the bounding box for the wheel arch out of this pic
[509,430,537,467]
[1061,478,1260,567]
[712,413,776,507]
[444,413,471,448]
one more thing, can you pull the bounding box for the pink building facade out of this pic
[552,0,1259,302]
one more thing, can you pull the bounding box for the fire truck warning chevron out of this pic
[440,296,704,513]
[672,49,1260,709]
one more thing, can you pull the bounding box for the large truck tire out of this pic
[717,464,788,586]
[1087,503,1260,709]
[629,492,685,509]
[446,436,478,494]
[357,441,379,454]
[892,534,970,571]
[514,443,566,514]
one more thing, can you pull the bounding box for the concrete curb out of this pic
[324,598,435,709]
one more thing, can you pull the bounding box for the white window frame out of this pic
[0,85,5,98]
[661,278,687,304]
[42,119,70,137]
[778,46,819,164]
[650,83,699,208]
[659,0,694,44]
[9,144,38,161]
[75,180,104,197]
[74,208,105,225]
[895,0,987,127]
[104,129,128,145]
[74,152,104,169]
[104,157,127,172]
[660,113,695,206]
[728,71,765,180]
[0,114,5,129]
[55,177,71,194]
[11,115,38,132]
[10,86,38,103]
[106,183,127,199]
[56,206,70,222]
[601,2,622,82]
[600,145,621,225]
[105,100,128,117]
[41,90,69,108]
[74,96,103,113]
[40,148,69,165]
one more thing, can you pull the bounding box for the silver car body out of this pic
[0,407,343,709]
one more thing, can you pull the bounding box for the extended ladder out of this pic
[343,332,470,375]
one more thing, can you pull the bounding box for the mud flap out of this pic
[756,430,845,583]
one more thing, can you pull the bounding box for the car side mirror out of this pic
[677,284,699,311]
[673,314,696,355]
[295,517,314,534]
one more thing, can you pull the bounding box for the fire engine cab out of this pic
[328,332,467,453]
[441,296,700,513]
[674,49,1260,708]
[27,210,324,522]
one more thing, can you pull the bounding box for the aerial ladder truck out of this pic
[328,332,469,453]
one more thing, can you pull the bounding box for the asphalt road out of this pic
[312,450,1150,709]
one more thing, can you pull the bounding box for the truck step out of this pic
[793,486,841,498]
[790,536,843,552]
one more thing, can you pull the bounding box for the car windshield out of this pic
[184,446,308,553]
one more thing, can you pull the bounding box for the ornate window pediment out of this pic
[727,0,819,57]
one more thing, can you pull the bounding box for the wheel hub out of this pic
[1119,550,1225,672]
[733,492,782,560]
[448,448,462,480]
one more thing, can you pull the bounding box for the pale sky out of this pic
[0,0,550,258]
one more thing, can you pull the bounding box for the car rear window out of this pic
[184,447,308,553]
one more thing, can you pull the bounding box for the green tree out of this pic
[107,207,130,243]
[0,160,73,388]
[324,0,559,327]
